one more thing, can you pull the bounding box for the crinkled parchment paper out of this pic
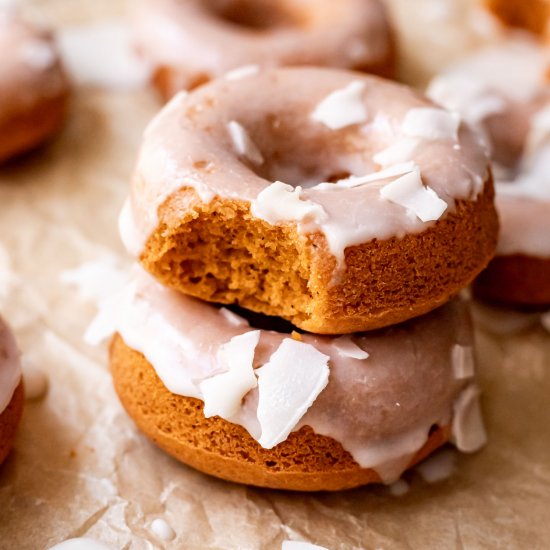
[0,0,549,548]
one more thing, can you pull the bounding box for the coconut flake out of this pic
[256,339,329,449]
[150,518,176,541]
[47,538,115,550]
[224,64,259,80]
[200,331,260,418]
[451,384,487,453]
[227,120,264,165]
[20,40,56,70]
[373,139,419,167]
[416,448,456,483]
[388,478,410,496]
[313,161,417,190]
[251,182,327,226]
[402,107,460,140]
[333,336,369,360]
[282,543,328,550]
[311,81,368,130]
[219,307,249,327]
[21,357,48,401]
[379,168,448,222]
[452,344,475,380]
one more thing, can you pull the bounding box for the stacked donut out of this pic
[108,65,498,491]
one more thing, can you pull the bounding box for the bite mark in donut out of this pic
[122,68,497,334]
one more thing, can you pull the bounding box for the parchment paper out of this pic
[0,1,549,548]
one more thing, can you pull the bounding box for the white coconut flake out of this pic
[256,339,329,449]
[47,538,115,550]
[373,139,419,167]
[227,120,264,165]
[379,168,448,222]
[19,40,56,70]
[150,518,176,541]
[452,344,475,380]
[388,478,410,496]
[402,107,460,140]
[311,81,368,130]
[251,182,327,226]
[282,543,329,550]
[451,384,487,453]
[333,336,369,360]
[313,161,417,190]
[219,307,249,327]
[416,448,457,483]
[21,357,48,401]
[224,64,259,80]
[200,331,260,418]
[57,21,151,89]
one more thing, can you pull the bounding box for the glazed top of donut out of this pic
[101,269,486,483]
[428,38,550,257]
[0,12,67,121]
[123,67,490,265]
[0,315,21,414]
[133,0,392,80]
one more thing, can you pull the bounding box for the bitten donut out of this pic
[106,270,486,491]
[428,40,550,307]
[133,0,396,100]
[0,12,69,163]
[0,315,23,466]
[120,67,497,334]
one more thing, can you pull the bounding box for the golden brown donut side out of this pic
[473,254,550,308]
[0,91,69,163]
[0,383,24,466]
[140,177,498,334]
[110,335,450,491]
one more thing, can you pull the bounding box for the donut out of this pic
[132,0,396,100]
[428,40,550,308]
[107,270,487,491]
[0,315,23,466]
[0,12,69,163]
[483,0,550,37]
[120,67,498,335]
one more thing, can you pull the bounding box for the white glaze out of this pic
[415,448,456,483]
[282,543,328,550]
[123,68,489,267]
[451,384,487,453]
[0,315,21,414]
[427,39,550,258]
[95,269,482,482]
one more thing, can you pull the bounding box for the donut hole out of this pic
[241,114,374,188]
[203,0,303,30]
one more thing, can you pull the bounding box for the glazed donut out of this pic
[120,67,497,334]
[0,12,69,163]
[0,315,23,466]
[428,40,550,307]
[107,270,486,491]
[132,0,396,100]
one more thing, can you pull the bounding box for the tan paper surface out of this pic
[0,1,549,548]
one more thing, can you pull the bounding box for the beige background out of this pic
[0,0,549,548]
